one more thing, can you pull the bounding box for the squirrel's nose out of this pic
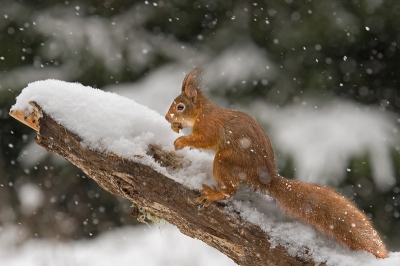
[165,113,170,122]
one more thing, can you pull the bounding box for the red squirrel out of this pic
[165,68,388,258]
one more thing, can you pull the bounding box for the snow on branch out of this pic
[9,80,399,266]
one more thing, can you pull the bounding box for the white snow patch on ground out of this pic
[0,225,236,266]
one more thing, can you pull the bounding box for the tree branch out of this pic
[10,102,316,266]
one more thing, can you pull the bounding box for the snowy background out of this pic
[1,0,400,265]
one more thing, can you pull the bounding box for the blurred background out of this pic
[0,0,399,264]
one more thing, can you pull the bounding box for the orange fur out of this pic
[165,68,388,258]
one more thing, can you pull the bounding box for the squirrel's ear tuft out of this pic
[181,67,204,92]
[181,67,204,104]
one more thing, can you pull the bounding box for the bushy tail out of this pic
[268,176,388,258]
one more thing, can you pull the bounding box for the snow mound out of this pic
[11,79,175,157]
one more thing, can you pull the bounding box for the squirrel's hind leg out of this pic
[197,150,239,206]
[196,184,237,206]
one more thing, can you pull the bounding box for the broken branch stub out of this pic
[9,101,42,131]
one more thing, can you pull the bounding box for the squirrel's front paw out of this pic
[174,137,186,150]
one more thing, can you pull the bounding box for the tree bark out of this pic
[10,102,317,266]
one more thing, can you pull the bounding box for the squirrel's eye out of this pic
[177,104,185,111]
